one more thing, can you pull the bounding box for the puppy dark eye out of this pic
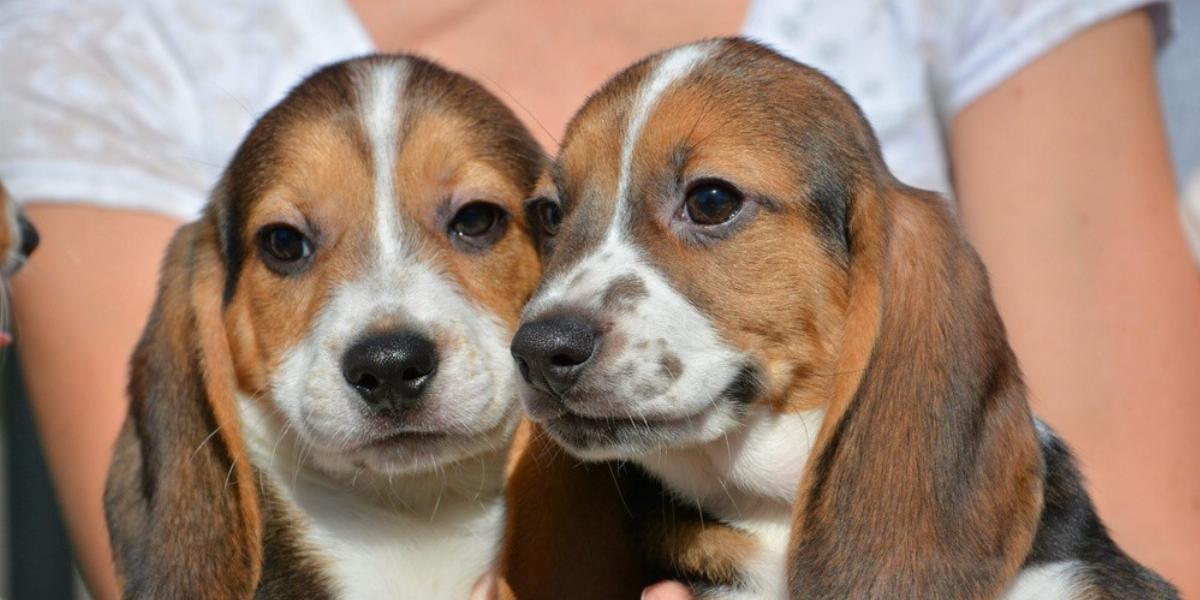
[529,197,562,237]
[257,224,314,275]
[684,180,743,226]
[450,202,504,238]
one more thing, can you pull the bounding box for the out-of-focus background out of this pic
[0,2,1197,599]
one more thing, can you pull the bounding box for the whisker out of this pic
[472,71,560,150]
[605,462,632,517]
[190,425,223,461]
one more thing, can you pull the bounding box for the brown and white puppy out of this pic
[105,55,545,599]
[0,180,38,346]
[506,39,1177,599]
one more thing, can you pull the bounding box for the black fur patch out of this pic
[805,165,852,263]
[1025,425,1179,598]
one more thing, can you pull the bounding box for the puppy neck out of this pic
[639,404,826,522]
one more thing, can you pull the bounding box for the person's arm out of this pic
[11,204,181,600]
[950,9,1200,598]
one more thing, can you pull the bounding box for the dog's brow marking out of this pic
[527,43,718,317]
[360,61,411,263]
[608,42,716,243]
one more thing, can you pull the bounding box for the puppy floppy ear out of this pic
[105,218,262,599]
[789,183,1045,599]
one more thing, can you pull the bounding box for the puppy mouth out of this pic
[536,364,762,456]
[542,409,708,454]
[341,406,519,472]
[344,429,476,473]
[358,430,451,452]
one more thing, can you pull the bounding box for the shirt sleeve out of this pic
[0,1,212,221]
[930,0,1174,117]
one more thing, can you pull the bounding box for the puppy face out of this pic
[219,56,543,476]
[513,40,879,460]
[0,181,38,347]
[0,181,38,278]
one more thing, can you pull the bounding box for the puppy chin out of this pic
[299,395,520,478]
[522,364,759,461]
[539,408,740,462]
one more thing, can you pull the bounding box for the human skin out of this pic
[12,4,1196,598]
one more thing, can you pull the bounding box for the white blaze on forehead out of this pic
[358,61,411,263]
[525,43,722,318]
[609,41,717,240]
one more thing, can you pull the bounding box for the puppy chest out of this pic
[293,489,504,598]
[718,516,792,600]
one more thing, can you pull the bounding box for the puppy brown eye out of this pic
[529,197,562,236]
[450,202,503,238]
[257,224,313,275]
[684,180,743,226]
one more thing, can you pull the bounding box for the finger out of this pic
[641,580,694,600]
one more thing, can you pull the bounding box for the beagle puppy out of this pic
[105,55,545,598]
[504,39,1177,599]
[0,180,38,346]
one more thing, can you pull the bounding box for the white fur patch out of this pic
[358,60,409,263]
[644,406,825,598]
[611,41,717,234]
[523,237,747,461]
[270,259,518,475]
[1002,561,1085,599]
[239,398,504,598]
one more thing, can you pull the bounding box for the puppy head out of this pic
[107,54,545,596]
[0,180,38,346]
[0,181,37,278]
[214,56,544,477]
[512,39,874,459]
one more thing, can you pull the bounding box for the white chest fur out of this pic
[283,475,502,599]
[639,407,826,598]
[238,396,503,598]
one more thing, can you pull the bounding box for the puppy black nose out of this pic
[17,215,37,258]
[342,329,438,413]
[511,315,598,396]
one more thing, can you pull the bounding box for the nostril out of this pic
[401,366,430,382]
[350,371,380,391]
[550,352,587,368]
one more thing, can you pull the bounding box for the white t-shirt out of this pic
[0,0,1173,223]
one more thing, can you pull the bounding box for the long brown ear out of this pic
[105,220,262,599]
[789,184,1045,599]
